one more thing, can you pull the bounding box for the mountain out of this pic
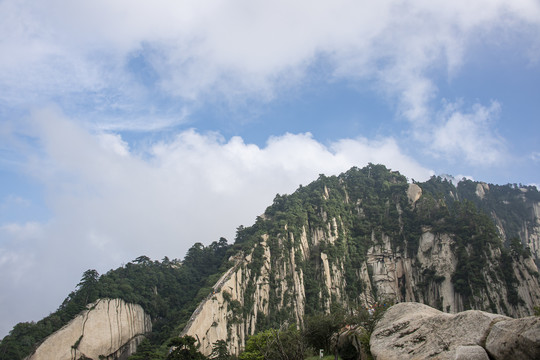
[182,164,540,355]
[1,164,540,359]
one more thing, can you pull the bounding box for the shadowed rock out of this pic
[485,316,540,359]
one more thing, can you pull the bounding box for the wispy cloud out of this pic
[427,101,505,165]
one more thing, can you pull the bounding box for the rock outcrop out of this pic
[467,182,540,268]
[181,254,248,355]
[366,231,540,317]
[407,183,422,205]
[26,298,151,360]
[455,345,489,360]
[9,165,540,360]
[370,302,540,360]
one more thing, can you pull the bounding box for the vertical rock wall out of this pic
[183,218,540,356]
[365,231,540,317]
[181,180,540,356]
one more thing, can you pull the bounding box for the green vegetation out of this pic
[416,176,537,306]
[237,302,389,360]
[166,335,206,360]
[239,325,307,360]
[209,339,232,360]
[456,179,538,252]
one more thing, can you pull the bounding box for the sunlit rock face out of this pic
[184,227,540,356]
[407,183,422,205]
[26,298,151,360]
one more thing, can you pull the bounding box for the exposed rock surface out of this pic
[182,253,248,355]
[455,345,489,360]
[407,183,422,205]
[523,201,540,265]
[370,302,540,360]
[485,315,540,359]
[473,184,540,267]
[475,183,489,200]
[26,298,151,360]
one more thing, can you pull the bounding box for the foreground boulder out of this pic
[485,315,540,359]
[370,302,540,360]
[26,298,151,360]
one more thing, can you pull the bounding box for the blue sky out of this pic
[1,0,540,337]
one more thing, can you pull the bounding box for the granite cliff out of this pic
[25,298,151,360]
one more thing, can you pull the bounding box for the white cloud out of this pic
[0,195,31,211]
[97,133,130,157]
[0,222,43,241]
[0,1,538,166]
[1,1,539,125]
[429,101,505,165]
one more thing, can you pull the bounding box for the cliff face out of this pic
[26,298,151,360]
[496,194,540,265]
[185,228,540,356]
[365,230,540,317]
[183,166,540,356]
[454,180,540,267]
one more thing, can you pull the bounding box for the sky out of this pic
[1,0,540,337]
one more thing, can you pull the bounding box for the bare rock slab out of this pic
[370,302,509,360]
[26,298,151,360]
